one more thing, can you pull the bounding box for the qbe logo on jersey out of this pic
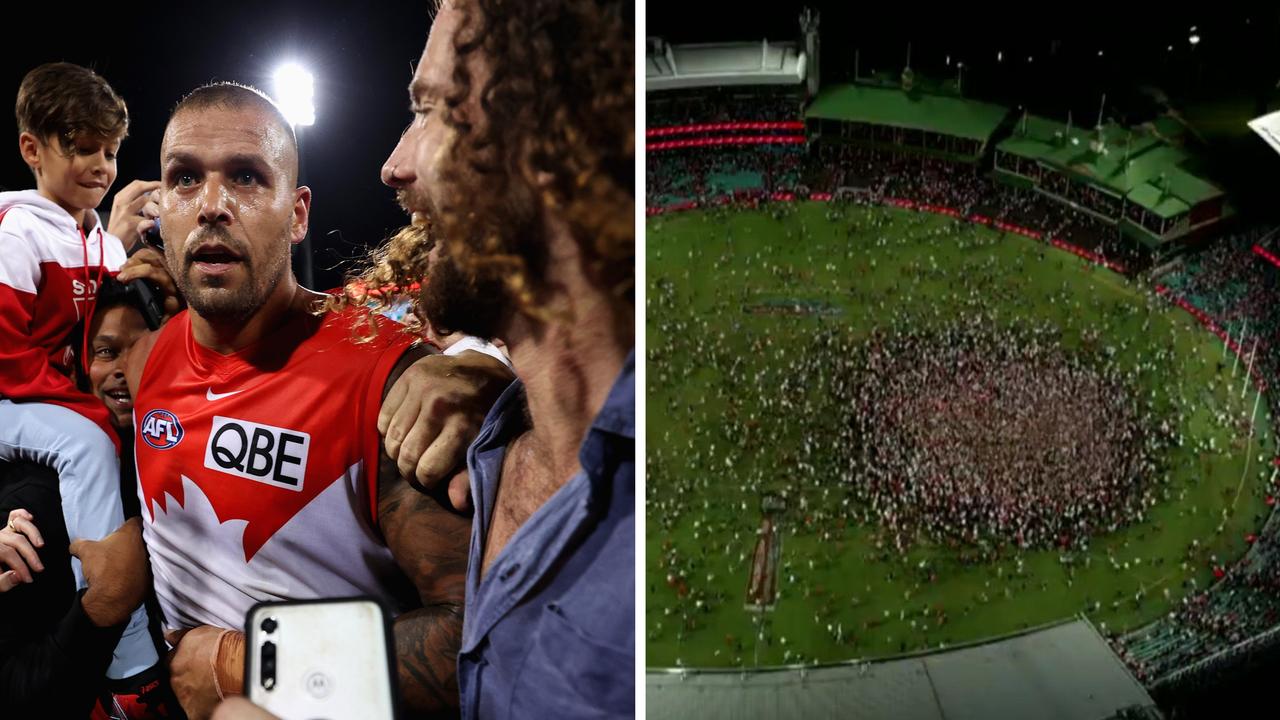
[204,416,310,491]
[140,409,184,450]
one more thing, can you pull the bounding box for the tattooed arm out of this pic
[378,346,473,718]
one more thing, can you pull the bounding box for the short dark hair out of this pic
[168,82,298,182]
[93,276,133,314]
[15,62,129,152]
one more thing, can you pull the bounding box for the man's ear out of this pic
[290,185,312,244]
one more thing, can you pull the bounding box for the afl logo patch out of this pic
[140,409,184,450]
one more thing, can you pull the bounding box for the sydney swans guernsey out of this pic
[133,308,417,630]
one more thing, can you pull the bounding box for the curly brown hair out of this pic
[343,0,634,337]
[16,62,129,154]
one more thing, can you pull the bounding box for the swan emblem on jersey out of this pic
[140,409,184,450]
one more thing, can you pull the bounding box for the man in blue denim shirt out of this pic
[375,0,635,717]
[457,353,633,718]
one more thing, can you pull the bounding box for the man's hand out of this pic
[167,626,244,720]
[107,180,161,251]
[0,508,44,591]
[70,517,150,627]
[117,246,184,318]
[380,349,513,511]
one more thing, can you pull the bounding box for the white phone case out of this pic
[244,598,397,720]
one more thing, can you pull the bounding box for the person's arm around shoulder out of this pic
[380,345,513,512]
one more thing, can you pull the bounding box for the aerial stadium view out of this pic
[644,5,1280,719]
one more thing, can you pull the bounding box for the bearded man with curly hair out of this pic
[363,0,634,716]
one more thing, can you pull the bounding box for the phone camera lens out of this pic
[260,640,277,691]
[261,617,278,634]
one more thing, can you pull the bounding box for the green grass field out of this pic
[646,201,1274,668]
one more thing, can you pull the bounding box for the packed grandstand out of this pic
[645,9,1280,719]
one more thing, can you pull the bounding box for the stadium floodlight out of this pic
[1167,45,1174,52]
[997,51,1003,62]
[1097,50,1104,57]
[272,62,316,127]
[1189,34,1201,46]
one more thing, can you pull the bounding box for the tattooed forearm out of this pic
[394,605,463,719]
[379,462,471,604]
[375,346,474,717]
[379,451,472,717]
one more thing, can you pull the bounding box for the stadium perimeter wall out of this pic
[647,618,1156,720]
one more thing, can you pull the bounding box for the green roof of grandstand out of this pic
[1125,183,1190,219]
[996,114,1223,217]
[805,82,1010,141]
[997,114,1063,158]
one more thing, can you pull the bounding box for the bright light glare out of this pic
[273,63,315,127]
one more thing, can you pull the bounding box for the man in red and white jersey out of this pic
[118,82,510,720]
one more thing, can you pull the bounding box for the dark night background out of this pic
[649,2,1280,226]
[1,0,436,292]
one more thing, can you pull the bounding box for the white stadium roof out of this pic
[647,619,1158,720]
[646,38,806,91]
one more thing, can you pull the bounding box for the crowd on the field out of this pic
[840,320,1167,552]
[646,91,1280,676]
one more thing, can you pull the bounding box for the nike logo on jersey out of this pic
[207,388,245,401]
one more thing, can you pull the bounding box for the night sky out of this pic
[647,3,1280,109]
[1,0,437,291]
